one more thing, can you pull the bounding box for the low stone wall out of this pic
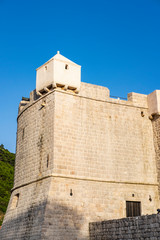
[89,214,160,240]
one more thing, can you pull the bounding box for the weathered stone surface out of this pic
[152,114,160,195]
[89,214,160,240]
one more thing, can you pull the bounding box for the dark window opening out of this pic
[65,64,69,70]
[126,201,141,217]
[47,154,49,168]
[70,189,73,196]
[22,128,25,140]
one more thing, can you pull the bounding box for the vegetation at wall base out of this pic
[0,144,15,226]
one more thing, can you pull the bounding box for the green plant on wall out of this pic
[0,145,15,226]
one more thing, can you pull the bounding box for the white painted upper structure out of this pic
[36,51,81,94]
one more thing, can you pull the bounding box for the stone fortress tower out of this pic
[0,52,160,240]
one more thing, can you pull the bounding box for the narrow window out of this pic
[11,193,20,209]
[22,128,25,140]
[126,201,141,217]
[47,154,49,168]
[65,64,69,70]
[70,189,73,196]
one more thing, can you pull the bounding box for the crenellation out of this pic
[148,90,160,116]
[30,89,40,103]
[128,92,148,108]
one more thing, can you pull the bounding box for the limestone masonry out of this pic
[0,52,160,240]
[89,214,160,239]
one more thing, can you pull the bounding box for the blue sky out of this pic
[0,0,160,153]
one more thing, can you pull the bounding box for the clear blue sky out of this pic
[0,0,160,153]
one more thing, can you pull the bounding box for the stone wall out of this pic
[54,86,157,185]
[0,178,51,240]
[152,114,160,195]
[89,214,160,240]
[14,91,55,187]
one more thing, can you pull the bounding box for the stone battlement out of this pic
[19,81,153,115]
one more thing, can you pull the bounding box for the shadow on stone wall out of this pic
[89,214,160,240]
[0,200,86,240]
